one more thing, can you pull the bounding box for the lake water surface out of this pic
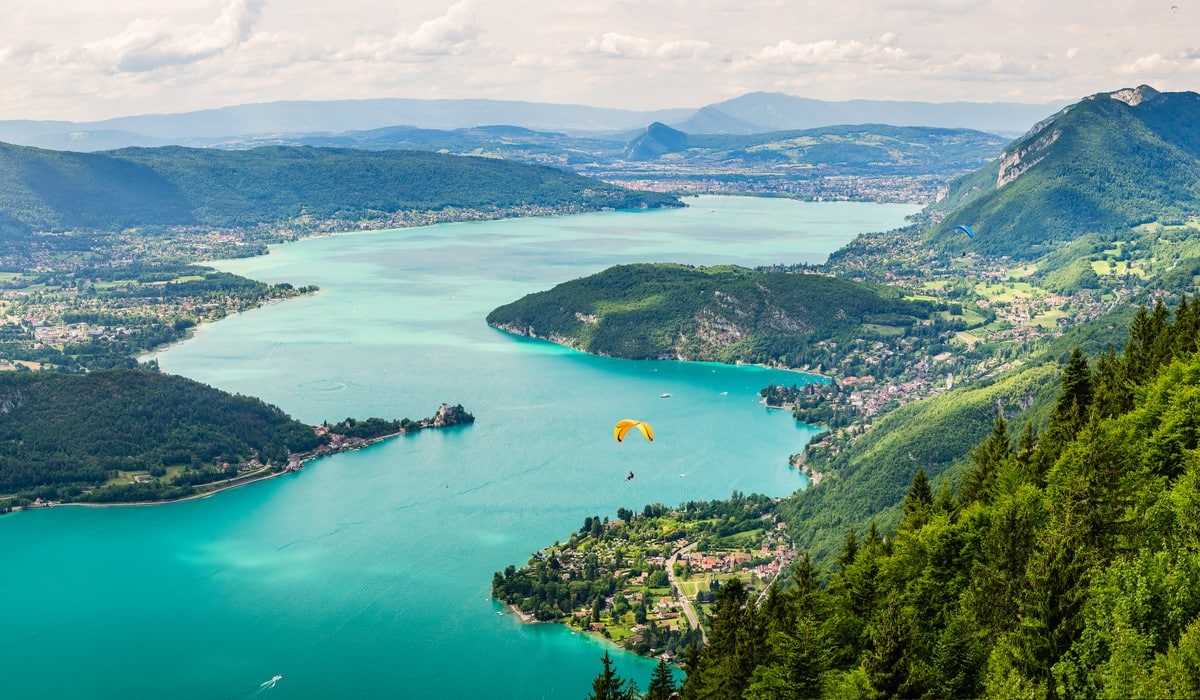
[0,196,917,698]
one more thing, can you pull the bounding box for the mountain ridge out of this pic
[0,93,1062,152]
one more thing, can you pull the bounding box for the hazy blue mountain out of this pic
[0,93,1061,152]
[669,105,762,135]
[622,122,691,160]
[928,86,1200,259]
[0,99,694,150]
[672,91,1063,135]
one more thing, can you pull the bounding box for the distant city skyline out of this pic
[1,0,1196,121]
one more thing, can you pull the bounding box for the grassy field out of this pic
[1005,264,1038,279]
[973,281,1037,302]
[955,331,982,346]
[1032,309,1068,329]
[1091,260,1149,278]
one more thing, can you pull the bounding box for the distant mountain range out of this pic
[0,93,1062,152]
[929,85,1200,259]
[671,92,1061,136]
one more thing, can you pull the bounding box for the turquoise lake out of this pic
[0,196,918,698]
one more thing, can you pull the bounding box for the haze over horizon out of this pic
[2,0,1196,122]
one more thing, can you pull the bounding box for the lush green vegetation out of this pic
[780,363,1060,565]
[596,295,1200,698]
[0,368,321,504]
[487,263,943,366]
[325,404,474,439]
[928,88,1200,260]
[0,141,680,240]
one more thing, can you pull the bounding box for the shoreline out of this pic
[23,432,399,510]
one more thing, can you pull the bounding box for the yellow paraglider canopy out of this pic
[614,419,654,442]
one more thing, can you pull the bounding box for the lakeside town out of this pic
[492,493,798,662]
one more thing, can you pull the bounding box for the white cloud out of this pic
[84,0,265,73]
[2,0,1199,120]
[582,32,711,60]
[1118,49,1200,75]
[338,2,482,63]
[748,34,907,67]
[405,2,480,55]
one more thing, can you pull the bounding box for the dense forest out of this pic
[590,295,1200,698]
[487,263,943,366]
[0,368,321,504]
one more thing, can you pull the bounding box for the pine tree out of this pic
[962,417,1010,504]
[838,527,859,570]
[903,468,933,527]
[1174,294,1200,357]
[644,658,676,700]
[1089,346,1129,421]
[933,606,986,698]
[682,577,766,700]
[588,652,636,700]
[1036,349,1093,473]
[865,595,916,697]
[1011,525,1089,689]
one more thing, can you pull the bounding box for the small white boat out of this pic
[661,392,672,398]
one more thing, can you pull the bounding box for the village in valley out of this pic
[754,218,1180,475]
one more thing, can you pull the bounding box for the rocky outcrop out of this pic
[433,403,475,428]
[996,127,1060,188]
[1108,85,1160,106]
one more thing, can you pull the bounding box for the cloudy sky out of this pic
[1,0,1196,121]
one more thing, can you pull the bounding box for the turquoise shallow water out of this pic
[0,196,917,698]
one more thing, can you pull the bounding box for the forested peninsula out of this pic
[0,368,473,509]
[486,263,945,368]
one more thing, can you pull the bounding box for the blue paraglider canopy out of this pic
[955,224,975,238]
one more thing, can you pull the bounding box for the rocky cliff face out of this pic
[996,127,1059,187]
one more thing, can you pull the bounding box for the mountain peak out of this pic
[622,122,689,160]
[1105,85,1161,106]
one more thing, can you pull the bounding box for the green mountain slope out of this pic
[779,362,1060,563]
[0,141,681,234]
[0,368,320,502]
[618,123,1005,172]
[486,263,938,365]
[778,301,1139,567]
[929,86,1200,259]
